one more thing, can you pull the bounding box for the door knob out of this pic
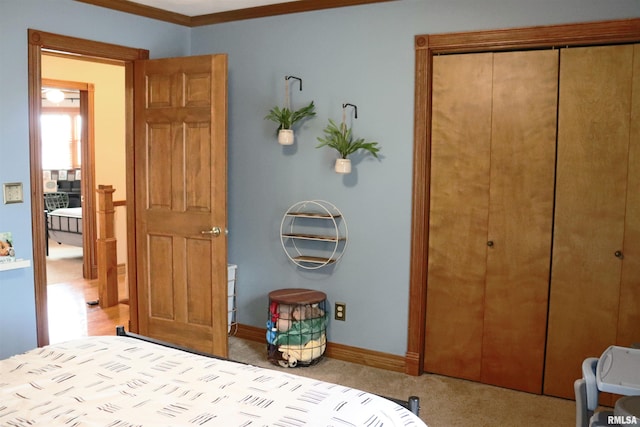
[487,241,494,247]
[615,250,624,259]
[201,226,222,237]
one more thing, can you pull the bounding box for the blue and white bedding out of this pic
[0,335,427,426]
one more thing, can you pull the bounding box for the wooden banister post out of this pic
[96,185,118,308]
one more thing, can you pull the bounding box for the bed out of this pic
[47,206,83,247]
[0,327,425,426]
[45,190,83,256]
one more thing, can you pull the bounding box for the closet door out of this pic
[425,50,558,393]
[618,44,640,351]
[481,50,558,394]
[544,44,637,399]
[425,52,493,381]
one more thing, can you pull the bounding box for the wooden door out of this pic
[544,45,635,399]
[480,50,558,393]
[134,54,228,357]
[618,44,640,350]
[425,50,558,393]
[425,52,493,381]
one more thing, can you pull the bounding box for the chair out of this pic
[575,347,640,427]
[44,192,69,211]
[575,358,614,427]
[575,378,592,427]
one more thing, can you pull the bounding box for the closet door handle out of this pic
[487,241,494,247]
[614,250,624,259]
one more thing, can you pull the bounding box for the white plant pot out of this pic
[278,129,294,145]
[335,158,352,174]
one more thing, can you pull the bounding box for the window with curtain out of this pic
[41,109,81,170]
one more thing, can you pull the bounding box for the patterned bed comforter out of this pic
[0,336,427,426]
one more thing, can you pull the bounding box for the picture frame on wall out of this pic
[58,170,67,181]
[0,231,16,263]
[3,183,24,204]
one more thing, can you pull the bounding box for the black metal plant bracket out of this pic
[342,103,358,119]
[285,75,302,91]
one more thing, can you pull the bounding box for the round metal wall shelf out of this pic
[280,200,348,269]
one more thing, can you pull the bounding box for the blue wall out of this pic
[191,0,640,355]
[0,0,189,358]
[1,0,638,358]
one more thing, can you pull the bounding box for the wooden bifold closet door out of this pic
[424,49,558,393]
[543,44,640,399]
[425,43,640,398]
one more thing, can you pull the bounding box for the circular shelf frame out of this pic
[280,200,348,270]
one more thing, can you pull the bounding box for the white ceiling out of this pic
[127,0,300,16]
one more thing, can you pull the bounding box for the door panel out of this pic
[481,50,558,393]
[186,238,213,325]
[544,45,633,399]
[147,123,172,208]
[424,53,493,380]
[148,235,174,319]
[135,54,228,357]
[426,50,558,393]
[185,123,213,210]
[618,44,640,349]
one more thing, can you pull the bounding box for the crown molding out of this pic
[75,0,397,27]
[190,0,396,26]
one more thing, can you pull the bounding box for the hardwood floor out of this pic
[46,241,128,344]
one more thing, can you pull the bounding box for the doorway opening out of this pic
[41,80,85,280]
[28,29,149,347]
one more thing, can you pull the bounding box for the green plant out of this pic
[316,119,380,159]
[264,101,316,131]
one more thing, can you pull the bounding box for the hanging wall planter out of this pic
[316,104,380,174]
[264,76,316,145]
[334,158,352,174]
[278,129,295,145]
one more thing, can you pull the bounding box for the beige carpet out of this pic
[229,337,576,427]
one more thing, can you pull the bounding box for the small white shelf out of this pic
[292,255,338,265]
[285,212,342,219]
[0,259,31,271]
[281,233,346,242]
